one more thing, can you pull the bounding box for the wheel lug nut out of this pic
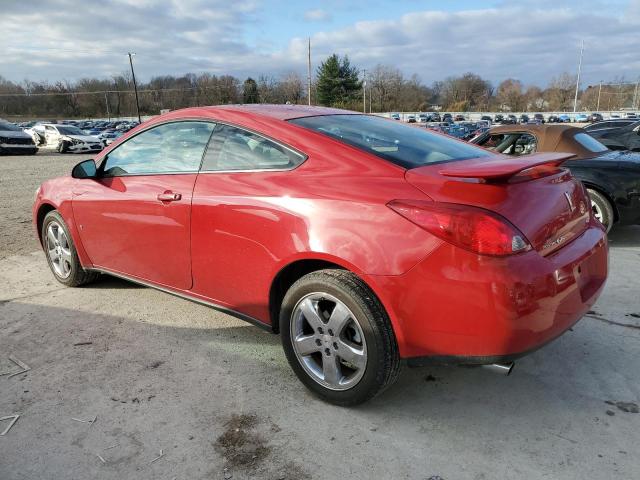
[315,339,322,346]
[324,348,331,356]
[328,329,334,336]
[317,327,323,334]
[333,342,338,350]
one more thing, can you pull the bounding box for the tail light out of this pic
[388,200,531,256]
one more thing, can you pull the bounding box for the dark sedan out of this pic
[470,124,640,232]
[587,113,604,123]
[587,120,640,152]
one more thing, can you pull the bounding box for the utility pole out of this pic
[362,69,367,113]
[128,52,142,122]
[573,39,584,113]
[596,80,602,112]
[307,38,312,106]
[105,92,111,121]
[633,77,640,110]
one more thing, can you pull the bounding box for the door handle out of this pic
[157,192,182,202]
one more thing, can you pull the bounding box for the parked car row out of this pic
[0,118,139,155]
[392,112,637,125]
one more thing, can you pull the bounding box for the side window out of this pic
[512,133,537,155]
[201,124,304,172]
[481,134,506,150]
[102,121,214,176]
[45,125,56,133]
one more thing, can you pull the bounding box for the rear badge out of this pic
[544,235,566,250]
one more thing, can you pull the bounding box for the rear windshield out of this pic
[574,133,608,153]
[289,114,490,169]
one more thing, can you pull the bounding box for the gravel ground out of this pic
[1,151,639,480]
[0,150,78,259]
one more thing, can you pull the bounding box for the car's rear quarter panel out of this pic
[189,144,441,326]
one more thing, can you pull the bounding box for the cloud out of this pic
[303,9,332,22]
[290,5,640,86]
[0,0,638,88]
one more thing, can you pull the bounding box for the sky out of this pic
[1,0,639,88]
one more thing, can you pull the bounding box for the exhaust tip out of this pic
[481,362,514,376]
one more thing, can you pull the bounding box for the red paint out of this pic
[33,105,608,361]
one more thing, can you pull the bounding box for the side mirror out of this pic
[72,159,97,179]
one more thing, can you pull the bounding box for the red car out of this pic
[33,105,608,405]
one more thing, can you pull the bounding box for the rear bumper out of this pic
[364,221,608,361]
[617,193,640,226]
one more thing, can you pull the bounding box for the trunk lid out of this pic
[405,153,592,256]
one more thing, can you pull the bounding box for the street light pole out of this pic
[128,52,141,122]
[596,80,602,112]
[307,38,312,106]
[573,39,584,113]
[362,69,367,113]
[105,92,110,121]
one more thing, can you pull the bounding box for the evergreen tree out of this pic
[242,77,259,103]
[316,54,362,106]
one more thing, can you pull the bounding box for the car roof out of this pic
[194,104,359,121]
[487,123,597,159]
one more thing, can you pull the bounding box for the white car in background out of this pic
[26,124,103,153]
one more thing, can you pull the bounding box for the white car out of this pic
[0,120,38,155]
[26,124,103,153]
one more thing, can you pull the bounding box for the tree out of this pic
[439,73,492,111]
[242,77,259,104]
[316,54,361,106]
[544,73,576,111]
[496,79,524,111]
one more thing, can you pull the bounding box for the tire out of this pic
[41,210,99,287]
[57,141,69,153]
[280,269,400,406]
[587,188,614,233]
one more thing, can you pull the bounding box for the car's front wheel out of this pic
[587,188,614,233]
[280,269,400,406]
[42,211,99,287]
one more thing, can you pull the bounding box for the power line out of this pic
[0,85,237,98]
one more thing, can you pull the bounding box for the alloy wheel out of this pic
[46,221,72,279]
[290,292,367,391]
[591,199,604,224]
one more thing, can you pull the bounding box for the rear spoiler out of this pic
[439,152,575,181]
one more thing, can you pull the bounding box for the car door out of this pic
[44,125,58,146]
[190,123,306,318]
[72,120,215,289]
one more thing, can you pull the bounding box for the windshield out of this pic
[289,114,490,169]
[0,121,22,132]
[574,133,608,153]
[57,126,85,135]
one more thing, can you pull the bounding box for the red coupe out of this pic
[33,105,608,405]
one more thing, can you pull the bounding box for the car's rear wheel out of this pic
[280,269,400,406]
[42,211,99,287]
[57,141,69,153]
[587,188,614,233]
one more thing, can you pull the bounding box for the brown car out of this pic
[470,124,640,232]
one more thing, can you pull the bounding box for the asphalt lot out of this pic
[1,150,639,480]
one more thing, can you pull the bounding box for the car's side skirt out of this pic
[87,267,273,333]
